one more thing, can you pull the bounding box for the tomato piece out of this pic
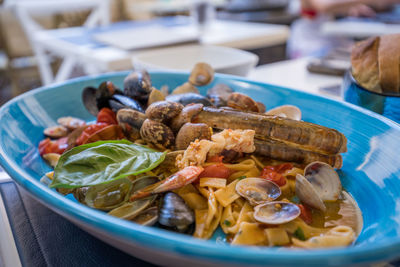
[76,123,108,145]
[198,163,231,179]
[97,108,117,125]
[260,163,293,186]
[260,170,287,186]
[298,204,313,224]
[274,163,293,174]
[83,125,124,144]
[38,137,68,156]
[207,155,224,163]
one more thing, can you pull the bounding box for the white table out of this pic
[249,57,344,101]
[32,16,289,85]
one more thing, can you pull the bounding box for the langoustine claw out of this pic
[130,166,204,201]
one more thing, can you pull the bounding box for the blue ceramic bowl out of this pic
[1,71,400,267]
[342,70,400,124]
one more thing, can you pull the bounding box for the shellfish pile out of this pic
[77,63,346,168]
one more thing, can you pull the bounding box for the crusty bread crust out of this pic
[378,34,400,94]
[351,36,382,93]
[351,34,400,94]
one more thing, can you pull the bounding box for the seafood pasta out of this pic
[38,63,361,248]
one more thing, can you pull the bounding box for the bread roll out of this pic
[351,34,400,94]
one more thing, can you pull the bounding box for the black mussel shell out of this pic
[82,86,98,116]
[124,70,152,105]
[166,93,213,106]
[96,81,118,110]
[158,192,194,233]
[110,94,144,113]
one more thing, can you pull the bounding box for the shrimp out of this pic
[130,166,204,201]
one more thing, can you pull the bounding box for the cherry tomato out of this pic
[76,123,108,145]
[97,107,117,125]
[38,137,68,156]
[260,163,293,186]
[298,204,313,224]
[198,163,231,179]
[274,163,293,174]
[260,170,286,186]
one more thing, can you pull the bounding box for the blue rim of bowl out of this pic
[348,69,400,98]
[1,71,400,266]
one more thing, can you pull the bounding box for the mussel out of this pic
[158,192,194,233]
[295,161,342,212]
[82,81,138,116]
[254,201,301,225]
[85,178,132,211]
[109,94,144,113]
[166,93,213,107]
[124,70,152,105]
[108,176,159,221]
[235,178,281,206]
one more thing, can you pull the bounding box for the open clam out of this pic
[254,201,301,225]
[296,174,327,212]
[85,178,132,211]
[295,161,342,212]
[236,178,281,206]
[108,176,159,221]
[132,206,159,226]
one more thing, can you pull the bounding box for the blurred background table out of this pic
[25,16,289,85]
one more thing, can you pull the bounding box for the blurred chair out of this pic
[11,0,110,85]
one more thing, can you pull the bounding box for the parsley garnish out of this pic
[223,220,231,226]
[294,227,306,241]
[237,176,246,180]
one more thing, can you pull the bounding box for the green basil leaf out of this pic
[50,140,166,189]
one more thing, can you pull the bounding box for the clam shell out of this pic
[108,176,159,220]
[145,101,183,123]
[189,62,214,86]
[295,174,326,212]
[44,125,68,139]
[140,119,175,148]
[304,161,342,201]
[254,201,301,225]
[85,178,132,211]
[131,206,159,226]
[265,105,301,121]
[235,178,281,206]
